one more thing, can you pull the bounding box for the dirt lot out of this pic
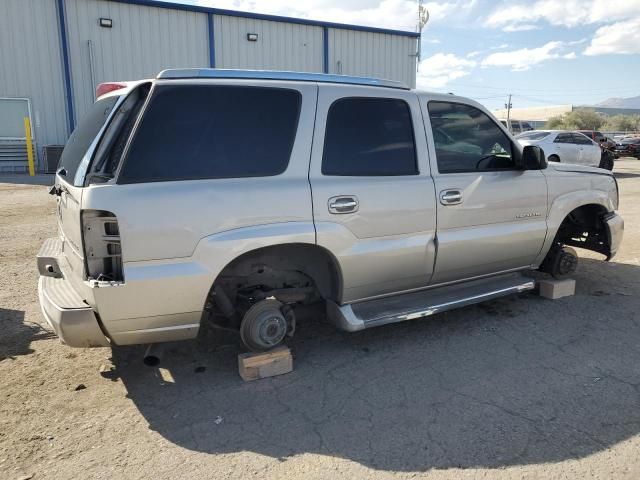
[1,160,640,480]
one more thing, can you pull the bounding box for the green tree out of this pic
[603,114,640,132]
[545,109,605,130]
[546,115,564,129]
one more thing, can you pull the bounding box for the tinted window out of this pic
[428,101,514,173]
[572,133,592,145]
[119,85,301,183]
[322,97,417,176]
[58,96,119,185]
[554,133,573,143]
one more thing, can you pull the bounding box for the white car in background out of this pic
[516,130,602,168]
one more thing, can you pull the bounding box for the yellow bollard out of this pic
[24,117,35,177]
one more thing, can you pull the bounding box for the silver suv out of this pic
[37,69,624,352]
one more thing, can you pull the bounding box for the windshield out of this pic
[57,96,119,185]
[516,131,550,140]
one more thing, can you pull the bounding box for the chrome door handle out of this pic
[440,189,463,205]
[328,195,359,214]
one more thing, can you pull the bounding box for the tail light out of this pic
[96,82,127,98]
[81,210,123,282]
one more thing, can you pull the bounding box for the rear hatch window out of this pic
[57,96,120,185]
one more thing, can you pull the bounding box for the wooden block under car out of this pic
[238,346,293,381]
[538,278,576,300]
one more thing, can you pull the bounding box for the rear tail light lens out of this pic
[81,210,123,282]
[96,82,126,98]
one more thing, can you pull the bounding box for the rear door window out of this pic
[572,133,592,145]
[118,85,301,183]
[58,96,119,185]
[322,97,418,176]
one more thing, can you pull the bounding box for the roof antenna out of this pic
[416,1,430,69]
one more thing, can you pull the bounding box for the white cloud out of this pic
[584,17,640,55]
[417,53,477,88]
[485,0,640,31]
[502,23,539,32]
[481,41,574,71]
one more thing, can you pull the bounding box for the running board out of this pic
[327,273,535,332]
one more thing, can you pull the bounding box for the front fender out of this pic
[534,190,615,266]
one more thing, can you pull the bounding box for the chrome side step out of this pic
[327,273,535,332]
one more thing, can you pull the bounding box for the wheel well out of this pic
[209,243,343,308]
[555,204,610,257]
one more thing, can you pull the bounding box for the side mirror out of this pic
[521,145,547,170]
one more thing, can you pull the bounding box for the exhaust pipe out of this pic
[143,344,163,367]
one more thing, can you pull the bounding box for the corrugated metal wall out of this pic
[0,0,418,172]
[213,15,323,72]
[0,0,68,151]
[328,29,417,88]
[64,0,209,122]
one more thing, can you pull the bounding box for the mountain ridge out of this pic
[595,95,640,109]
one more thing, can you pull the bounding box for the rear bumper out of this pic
[37,238,110,348]
[604,212,624,260]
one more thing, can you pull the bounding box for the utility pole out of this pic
[505,94,513,132]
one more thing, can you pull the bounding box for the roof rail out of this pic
[156,69,410,90]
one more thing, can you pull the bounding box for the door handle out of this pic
[440,189,463,205]
[328,195,359,214]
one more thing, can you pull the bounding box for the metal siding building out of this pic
[214,16,324,72]
[0,0,68,171]
[327,29,416,88]
[0,0,419,172]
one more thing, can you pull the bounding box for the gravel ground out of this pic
[1,160,639,480]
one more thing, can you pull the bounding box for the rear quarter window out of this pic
[58,96,119,185]
[118,85,301,183]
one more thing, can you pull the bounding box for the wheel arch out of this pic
[207,242,344,306]
[535,193,614,265]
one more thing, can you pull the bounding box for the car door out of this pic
[553,133,579,164]
[309,85,437,303]
[420,98,548,284]
[572,133,600,166]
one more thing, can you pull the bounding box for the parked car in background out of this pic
[614,137,640,158]
[516,130,609,169]
[577,130,615,148]
[500,119,534,135]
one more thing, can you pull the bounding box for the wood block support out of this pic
[539,278,576,300]
[238,346,292,381]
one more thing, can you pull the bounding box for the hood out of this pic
[548,162,613,177]
[515,138,536,146]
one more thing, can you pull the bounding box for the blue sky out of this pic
[175,0,640,110]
